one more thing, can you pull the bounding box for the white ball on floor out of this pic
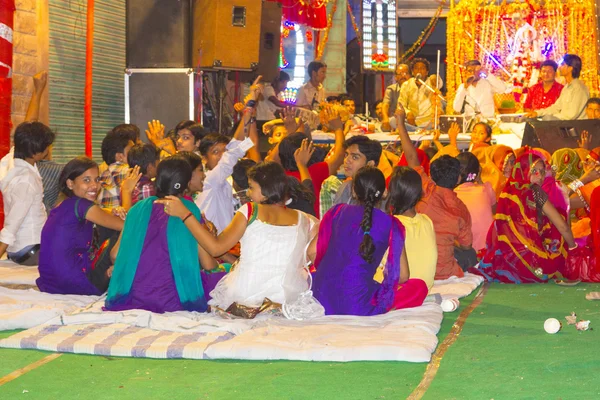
[544,318,562,334]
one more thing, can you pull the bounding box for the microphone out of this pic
[415,74,445,101]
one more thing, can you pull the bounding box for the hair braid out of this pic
[359,193,376,263]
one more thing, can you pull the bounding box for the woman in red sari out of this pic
[471,153,577,283]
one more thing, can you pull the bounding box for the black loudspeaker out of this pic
[127,0,191,68]
[256,1,282,82]
[521,119,600,154]
[125,69,194,138]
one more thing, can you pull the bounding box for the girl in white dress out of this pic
[157,161,319,310]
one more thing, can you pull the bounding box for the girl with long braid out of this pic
[310,167,427,316]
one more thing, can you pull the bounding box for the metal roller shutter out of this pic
[48,0,125,164]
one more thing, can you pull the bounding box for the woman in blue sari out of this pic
[105,156,219,313]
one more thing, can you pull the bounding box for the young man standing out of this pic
[381,63,411,131]
[296,61,327,111]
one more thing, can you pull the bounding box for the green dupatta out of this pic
[105,196,207,312]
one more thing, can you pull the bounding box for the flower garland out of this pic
[347,1,361,46]
[399,0,446,62]
[316,0,338,60]
[445,0,599,112]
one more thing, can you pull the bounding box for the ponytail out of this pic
[359,194,376,262]
[353,166,386,263]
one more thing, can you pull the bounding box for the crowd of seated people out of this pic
[3,51,600,320]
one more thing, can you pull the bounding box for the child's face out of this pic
[204,143,227,170]
[176,129,199,153]
[247,179,266,203]
[146,161,158,179]
[68,167,100,201]
[471,124,490,145]
[268,126,287,146]
[343,144,370,178]
[188,164,206,193]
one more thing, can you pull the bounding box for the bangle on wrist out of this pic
[569,243,578,250]
[568,179,584,192]
[181,212,193,223]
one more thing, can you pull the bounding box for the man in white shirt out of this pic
[381,63,411,131]
[256,71,291,123]
[398,58,445,129]
[296,61,327,111]
[0,122,55,265]
[525,54,590,120]
[453,60,508,118]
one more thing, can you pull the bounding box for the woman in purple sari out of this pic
[310,167,427,316]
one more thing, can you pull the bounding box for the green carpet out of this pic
[423,283,600,399]
[0,293,475,400]
[10,284,598,399]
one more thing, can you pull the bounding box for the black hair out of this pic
[247,161,290,205]
[430,155,461,189]
[326,95,339,103]
[174,151,203,172]
[111,124,140,143]
[276,71,290,83]
[279,132,315,171]
[339,94,354,104]
[472,122,492,138]
[155,156,192,198]
[587,97,600,107]
[464,60,482,67]
[232,158,257,190]
[101,131,132,165]
[174,120,206,143]
[59,156,98,197]
[409,57,430,74]
[127,143,160,175]
[456,152,481,183]
[308,61,327,78]
[353,166,386,263]
[540,59,559,71]
[424,147,437,162]
[13,122,56,160]
[387,166,423,215]
[344,135,383,164]
[562,54,582,78]
[199,133,231,156]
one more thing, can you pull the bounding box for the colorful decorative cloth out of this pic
[472,153,566,283]
[551,148,584,184]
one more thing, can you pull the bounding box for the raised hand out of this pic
[294,138,315,167]
[155,195,189,219]
[145,119,165,144]
[323,106,343,131]
[578,130,592,150]
[33,71,48,93]
[283,106,299,134]
[394,103,407,124]
[120,165,142,194]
